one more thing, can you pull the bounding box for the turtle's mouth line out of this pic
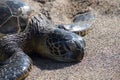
[52,56,79,62]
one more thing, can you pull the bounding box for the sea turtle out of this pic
[0,13,85,80]
[0,0,95,80]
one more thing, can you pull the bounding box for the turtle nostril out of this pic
[71,40,84,61]
[76,53,84,61]
[76,48,84,61]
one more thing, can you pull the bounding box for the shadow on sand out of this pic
[29,53,79,70]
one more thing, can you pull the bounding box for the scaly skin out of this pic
[0,14,85,80]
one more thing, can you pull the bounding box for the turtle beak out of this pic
[62,37,85,62]
[76,49,84,62]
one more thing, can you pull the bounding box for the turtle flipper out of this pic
[0,41,32,80]
[57,11,95,36]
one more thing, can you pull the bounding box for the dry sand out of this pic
[22,0,120,80]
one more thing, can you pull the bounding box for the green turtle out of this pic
[0,13,85,80]
[0,0,95,80]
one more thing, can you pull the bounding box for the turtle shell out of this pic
[0,0,32,34]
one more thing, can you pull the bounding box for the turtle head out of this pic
[44,29,85,62]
